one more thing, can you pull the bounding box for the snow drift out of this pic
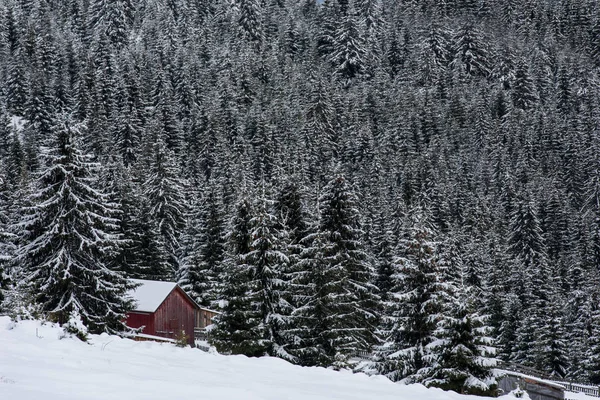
[0,317,524,400]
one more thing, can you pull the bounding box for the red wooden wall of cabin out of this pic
[126,312,155,336]
[153,287,196,345]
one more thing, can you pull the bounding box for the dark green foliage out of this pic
[143,133,186,277]
[426,289,497,396]
[211,195,267,356]
[2,0,600,381]
[14,118,134,333]
[376,208,444,382]
[179,183,226,307]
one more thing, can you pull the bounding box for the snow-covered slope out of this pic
[0,317,521,400]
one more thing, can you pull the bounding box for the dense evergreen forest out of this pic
[2,0,600,394]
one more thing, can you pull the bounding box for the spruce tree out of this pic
[132,197,173,280]
[451,24,492,78]
[179,182,226,308]
[511,60,538,111]
[426,285,497,396]
[211,194,263,355]
[89,0,134,48]
[0,169,15,311]
[143,132,187,277]
[272,180,311,358]
[537,294,568,378]
[244,194,291,358]
[14,117,133,333]
[307,174,378,368]
[290,230,332,366]
[377,206,443,382]
[330,7,367,86]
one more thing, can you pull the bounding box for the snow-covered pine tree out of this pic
[507,194,552,366]
[585,291,600,383]
[101,156,140,277]
[14,117,134,333]
[377,206,443,382]
[291,228,334,366]
[511,59,538,111]
[450,24,492,79]
[373,209,395,305]
[211,193,265,355]
[425,284,497,396]
[234,0,264,43]
[310,174,378,368]
[244,192,292,358]
[89,0,134,48]
[536,293,568,378]
[179,181,226,308]
[143,130,187,278]
[417,22,450,86]
[272,180,311,357]
[132,196,173,281]
[496,292,522,361]
[330,4,367,86]
[0,166,16,311]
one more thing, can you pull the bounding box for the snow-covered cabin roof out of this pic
[128,279,193,313]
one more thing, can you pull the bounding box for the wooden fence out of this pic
[497,361,600,398]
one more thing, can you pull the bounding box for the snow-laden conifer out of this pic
[425,284,497,396]
[14,117,134,333]
[376,206,443,382]
[179,181,226,308]
[143,131,187,278]
[302,174,378,368]
[211,194,262,355]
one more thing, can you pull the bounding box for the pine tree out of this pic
[132,197,173,280]
[450,24,492,78]
[0,168,16,311]
[89,0,134,48]
[511,60,538,111]
[272,180,311,358]
[377,206,443,382]
[6,57,28,117]
[143,133,187,277]
[426,285,497,396]
[235,0,264,42]
[14,117,134,333]
[330,7,367,86]
[245,194,291,358]
[102,158,140,277]
[537,294,568,378]
[211,194,265,355]
[508,195,551,303]
[290,230,333,366]
[585,292,600,383]
[114,80,142,168]
[307,174,378,368]
[179,182,226,308]
[496,293,522,361]
[417,22,450,85]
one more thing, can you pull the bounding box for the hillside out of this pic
[0,317,512,400]
[3,0,600,387]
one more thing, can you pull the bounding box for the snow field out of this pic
[1,317,527,400]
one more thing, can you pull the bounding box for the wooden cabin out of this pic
[126,279,199,346]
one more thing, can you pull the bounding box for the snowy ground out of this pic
[0,316,567,400]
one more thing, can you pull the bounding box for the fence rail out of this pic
[556,382,599,397]
[497,361,600,397]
